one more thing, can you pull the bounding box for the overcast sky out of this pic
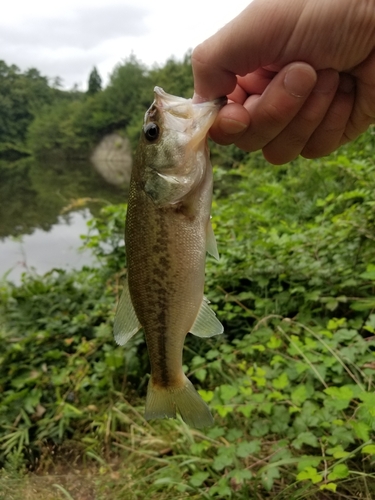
[1,0,250,90]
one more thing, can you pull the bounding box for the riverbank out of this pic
[2,135,375,499]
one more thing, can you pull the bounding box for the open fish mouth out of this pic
[146,87,226,151]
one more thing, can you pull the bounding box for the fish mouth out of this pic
[148,87,226,150]
[153,86,226,115]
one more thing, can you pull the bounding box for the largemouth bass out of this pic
[114,87,224,428]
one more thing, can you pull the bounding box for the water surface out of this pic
[0,158,127,284]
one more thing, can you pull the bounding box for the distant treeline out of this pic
[0,54,194,160]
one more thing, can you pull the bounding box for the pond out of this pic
[0,157,128,284]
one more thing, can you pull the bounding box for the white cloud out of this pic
[0,0,250,89]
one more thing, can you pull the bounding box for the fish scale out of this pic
[113,87,225,428]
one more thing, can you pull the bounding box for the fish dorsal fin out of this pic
[114,278,141,346]
[190,297,224,338]
[206,219,219,260]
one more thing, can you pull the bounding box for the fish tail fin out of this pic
[144,375,214,428]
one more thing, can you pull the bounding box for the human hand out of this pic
[192,0,375,164]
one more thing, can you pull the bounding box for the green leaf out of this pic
[351,421,370,442]
[261,466,280,491]
[350,299,375,311]
[328,464,349,480]
[220,384,238,402]
[236,440,261,458]
[326,445,350,459]
[226,428,242,442]
[272,372,289,390]
[320,483,337,492]
[297,456,322,472]
[237,404,253,418]
[190,472,209,487]
[198,390,214,403]
[362,444,375,455]
[359,264,375,280]
[215,405,234,417]
[266,335,282,349]
[296,466,322,484]
[228,469,253,483]
[292,432,319,450]
[194,368,207,382]
[251,419,270,437]
[213,447,236,471]
[291,385,309,406]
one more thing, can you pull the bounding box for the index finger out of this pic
[191,1,299,100]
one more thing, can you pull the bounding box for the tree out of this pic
[87,66,102,95]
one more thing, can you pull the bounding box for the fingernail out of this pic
[220,118,248,135]
[284,65,316,98]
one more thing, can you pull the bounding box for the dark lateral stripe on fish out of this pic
[147,324,171,388]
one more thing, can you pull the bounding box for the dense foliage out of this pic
[1,129,375,498]
[0,61,76,158]
[0,54,193,161]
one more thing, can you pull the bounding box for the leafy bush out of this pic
[1,130,375,498]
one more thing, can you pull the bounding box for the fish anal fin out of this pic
[113,278,141,345]
[190,297,224,338]
[144,375,214,428]
[206,219,219,260]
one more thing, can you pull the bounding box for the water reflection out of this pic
[0,210,96,284]
[0,157,129,283]
[0,157,127,239]
[90,133,132,186]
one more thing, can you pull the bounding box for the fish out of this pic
[113,86,225,428]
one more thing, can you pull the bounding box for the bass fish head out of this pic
[134,86,226,206]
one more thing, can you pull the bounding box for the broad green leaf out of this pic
[297,456,322,472]
[362,444,375,455]
[296,466,322,484]
[236,440,261,458]
[326,445,350,459]
[291,385,308,406]
[292,431,319,450]
[213,446,236,471]
[190,472,209,487]
[320,483,337,492]
[351,421,370,442]
[272,372,289,390]
[328,464,349,481]
[194,368,207,382]
[237,404,253,418]
[220,384,238,402]
[198,390,214,403]
[215,405,234,417]
[261,466,280,491]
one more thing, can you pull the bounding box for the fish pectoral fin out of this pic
[189,297,224,338]
[156,172,181,184]
[113,278,141,346]
[206,219,219,260]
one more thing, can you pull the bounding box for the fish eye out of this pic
[144,123,160,142]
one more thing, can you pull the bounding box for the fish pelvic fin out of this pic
[206,218,219,260]
[113,277,141,345]
[190,297,224,338]
[144,375,214,428]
